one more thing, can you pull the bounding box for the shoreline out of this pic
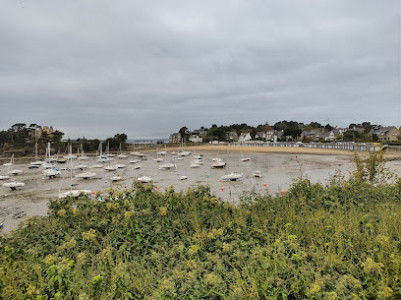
[148,144,401,158]
[1,144,399,164]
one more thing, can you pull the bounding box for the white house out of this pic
[188,135,203,143]
[238,132,252,143]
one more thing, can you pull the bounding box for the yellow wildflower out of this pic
[59,238,76,251]
[58,257,73,271]
[77,252,87,262]
[160,206,167,216]
[378,286,393,299]
[188,245,200,256]
[377,235,390,246]
[222,243,232,252]
[204,272,221,286]
[362,258,384,275]
[26,285,39,296]
[82,228,97,241]
[324,292,337,300]
[44,255,55,265]
[309,283,321,295]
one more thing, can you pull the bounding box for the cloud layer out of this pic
[1,0,399,138]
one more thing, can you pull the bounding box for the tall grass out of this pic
[0,153,400,299]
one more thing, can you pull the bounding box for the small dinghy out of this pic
[133,165,141,169]
[115,164,126,169]
[241,157,251,162]
[253,171,262,178]
[30,160,44,166]
[97,156,113,163]
[131,151,145,158]
[159,163,177,170]
[73,164,88,171]
[104,165,117,171]
[137,176,152,183]
[58,190,92,199]
[0,175,10,180]
[75,172,97,179]
[111,176,121,182]
[179,175,188,180]
[3,181,25,190]
[211,159,226,168]
[43,168,61,178]
[221,172,244,182]
[9,169,23,175]
[42,162,54,169]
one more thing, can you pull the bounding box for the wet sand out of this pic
[1,147,400,235]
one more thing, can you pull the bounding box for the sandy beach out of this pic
[166,144,356,156]
[1,146,400,235]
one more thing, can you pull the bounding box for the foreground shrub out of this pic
[0,174,401,298]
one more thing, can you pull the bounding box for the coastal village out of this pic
[170,122,401,144]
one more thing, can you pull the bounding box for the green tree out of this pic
[51,130,64,152]
[9,123,29,147]
[179,126,188,142]
[114,133,128,149]
[0,131,8,147]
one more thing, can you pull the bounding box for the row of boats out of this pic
[1,143,262,193]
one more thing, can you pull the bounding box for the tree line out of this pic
[0,123,64,154]
[0,123,128,155]
[179,121,385,143]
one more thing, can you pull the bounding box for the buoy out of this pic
[157,186,160,190]
[264,183,267,187]
[219,179,222,182]
[221,187,224,192]
[92,191,95,195]
[124,186,127,188]
[281,190,285,195]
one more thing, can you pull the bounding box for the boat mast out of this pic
[70,144,73,192]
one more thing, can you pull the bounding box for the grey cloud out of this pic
[0,0,399,138]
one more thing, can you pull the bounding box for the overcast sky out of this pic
[0,0,400,139]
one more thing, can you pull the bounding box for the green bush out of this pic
[0,159,400,298]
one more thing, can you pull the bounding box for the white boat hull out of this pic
[137,176,152,183]
[104,166,117,171]
[75,172,97,179]
[58,190,92,199]
[212,162,226,168]
[9,169,23,175]
[159,163,176,170]
[3,181,25,190]
[43,169,61,178]
[221,173,244,182]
